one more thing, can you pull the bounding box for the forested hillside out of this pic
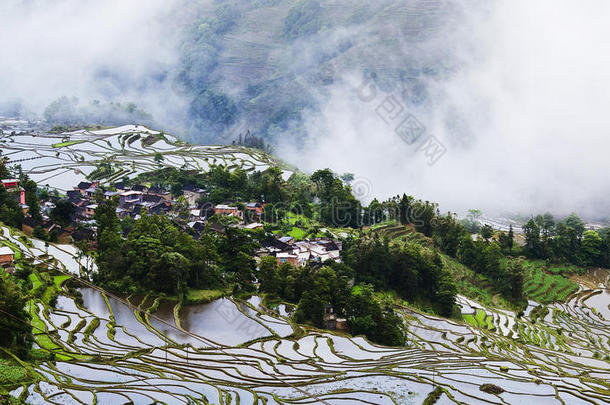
[176,0,458,142]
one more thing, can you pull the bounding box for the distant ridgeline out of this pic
[32,1,459,145]
[175,0,457,143]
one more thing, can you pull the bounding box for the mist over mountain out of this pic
[1,0,609,218]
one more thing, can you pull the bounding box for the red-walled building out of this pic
[1,179,26,205]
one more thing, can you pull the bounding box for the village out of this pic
[0,177,343,270]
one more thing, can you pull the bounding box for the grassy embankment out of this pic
[51,140,86,148]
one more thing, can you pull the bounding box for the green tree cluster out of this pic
[93,200,253,297]
[258,258,405,346]
[0,272,32,358]
[523,213,610,267]
[343,235,457,317]
[0,161,24,227]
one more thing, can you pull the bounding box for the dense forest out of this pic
[2,158,610,347]
[90,164,609,344]
[521,213,610,267]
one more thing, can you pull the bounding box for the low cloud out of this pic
[0,0,189,127]
[278,0,610,220]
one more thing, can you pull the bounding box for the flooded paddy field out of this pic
[3,224,608,404]
[0,127,608,404]
[0,124,290,192]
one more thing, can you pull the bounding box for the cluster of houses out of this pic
[2,175,347,328]
[256,236,342,267]
[66,181,343,268]
[1,177,344,272]
[68,181,174,221]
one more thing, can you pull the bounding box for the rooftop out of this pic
[119,191,142,196]
[215,204,238,210]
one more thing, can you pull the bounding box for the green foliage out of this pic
[422,386,444,405]
[480,384,505,394]
[521,212,609,268]
[311,169,361,228]
[88,158,114,180]
[20,177,41,222]
[456,237,524,305]
[0,358,31,387]
[94,213,225,296]
[32,226,47,241]
[0,273,32,358]
[259,256,280,296]
[346,284,406,346]
[0,163,25,227]
[50,200,75,227]
[343,235,457,317]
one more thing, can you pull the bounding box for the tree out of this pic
[554,214,585,263]
[457,235,478,269]
[598,227,610,268]
[33,225,48,241]
[173,196,191,224]
[345,284,406,346]
[93,199,124,285]
[399,194,411,225]
[154,152,165,164]
[260,167,288,203]
[233,251,257,292]
[581,230,603,267]
[481,242,503,278]
[541,213,555,240]
[295,290,325,327]
[22,178,41,221]
[480,224,494,242]
[311,168,361,228]
[465,209,482,233]
[0,273,32,358]
[506,259,526,305]
[0,177,25,227]
[410,200,437,236]
[498,231,511,253]
[74,239,92,279]
[564,213,585,240]
[50,200,75,226]
[435,272,457,316]
[160,251,189,298]
[192,228,220,288]
[0,158,10,178]
[259,256,280,295]
[522,219,541,258]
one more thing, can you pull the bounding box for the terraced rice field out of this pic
[522,260,580,304]
[0,125,291,191]
[2,225,609,404]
